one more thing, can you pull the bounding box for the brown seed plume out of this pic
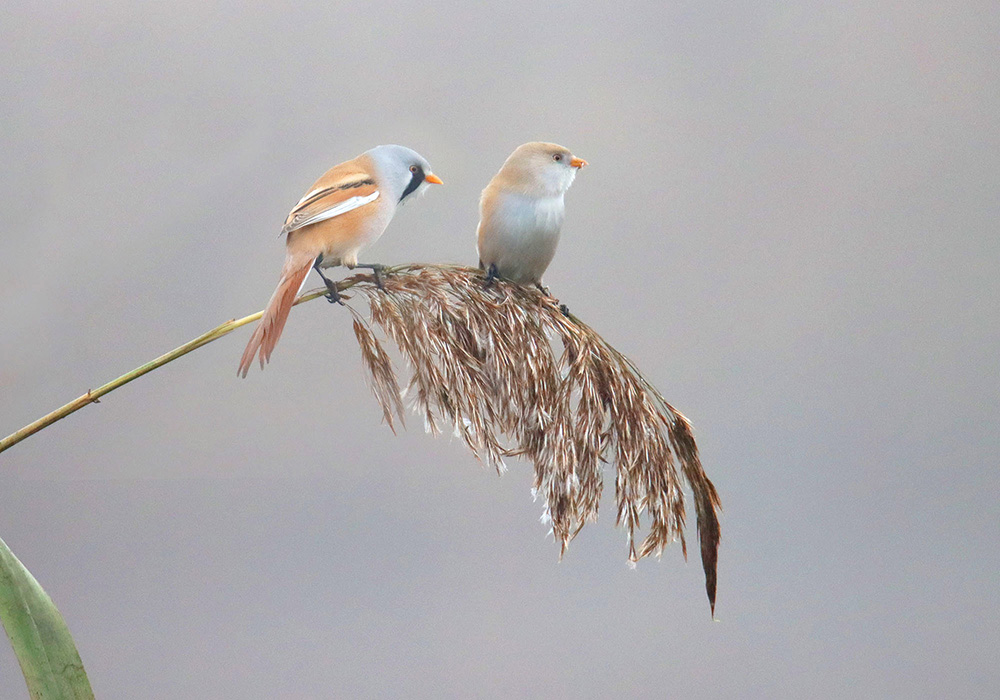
[337,264,721,614]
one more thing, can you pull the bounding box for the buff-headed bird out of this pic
[477,141,587,289]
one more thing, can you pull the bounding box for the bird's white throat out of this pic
[542,164,577,195]
[532,194,566,229]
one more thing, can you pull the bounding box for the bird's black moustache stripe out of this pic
[400,167,425,202]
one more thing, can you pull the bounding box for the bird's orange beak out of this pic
[570,157,588,169]
[425,173,444,185]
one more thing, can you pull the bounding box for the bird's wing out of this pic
[476,184,500,255]
[281,160,380,237]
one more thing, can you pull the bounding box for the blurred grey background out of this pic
[2,1,998,698]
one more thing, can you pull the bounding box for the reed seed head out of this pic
[338,264,721,613]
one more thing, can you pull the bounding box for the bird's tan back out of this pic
[283,153,382,266]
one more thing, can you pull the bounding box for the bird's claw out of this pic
[322,280,344,305]
[355,263,387,291]
[484,263,500,289]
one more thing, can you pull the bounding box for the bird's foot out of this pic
[534,282,552,297]
[355,263,386,291]
[484,263,500,289]
[313,256,345,305]
[322,279,345,305]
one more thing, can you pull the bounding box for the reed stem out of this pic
[0,270,392,457]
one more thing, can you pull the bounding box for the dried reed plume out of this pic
[344,264,721,614]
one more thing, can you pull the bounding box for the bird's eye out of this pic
[553,154,563,162]
[409,165,418,173]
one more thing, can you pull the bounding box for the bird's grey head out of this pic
[366,145,442,205]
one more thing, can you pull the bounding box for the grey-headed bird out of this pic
[239,145,442,377]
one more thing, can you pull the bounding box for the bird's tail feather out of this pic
[238,255,314,377]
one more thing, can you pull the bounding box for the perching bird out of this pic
[238,144,442,377]
[476,141,587,289]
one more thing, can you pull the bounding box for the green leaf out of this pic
[0,535,94,699]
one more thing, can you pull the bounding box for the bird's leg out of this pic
[531,280,565,314]
[313,256,344,305]
[484,263,500,289]
[354,263,386,291]
[534,282,552,297]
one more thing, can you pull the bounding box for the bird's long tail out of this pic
[238,255,314,378]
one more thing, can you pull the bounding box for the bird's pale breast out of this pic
[480,192,565,284]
